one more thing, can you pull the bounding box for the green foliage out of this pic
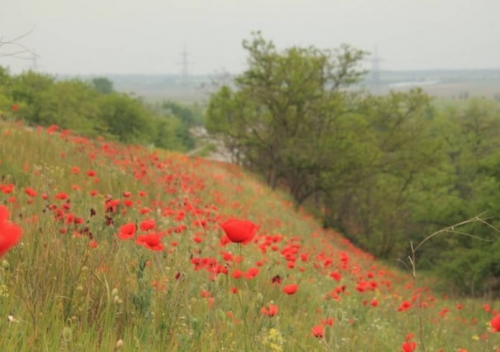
[151,115,194,151]
[162,100,203,126]
[0,67,195,152]
[206,34,500,295]
[98,93,153,143]
[207,32,366,195]
[91,77,114,94]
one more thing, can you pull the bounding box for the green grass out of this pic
[0,120,499,351]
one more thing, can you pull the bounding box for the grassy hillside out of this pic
[0,120,499,351]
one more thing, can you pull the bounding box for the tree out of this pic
[38,80,101,134]
[10,70,55,124]
[98,93,153,143]
[206,32,366,205]
[92,77,114,95]
[162,101,203,126]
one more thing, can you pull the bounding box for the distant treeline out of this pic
[0,67,203,151]
[206,33,500,296]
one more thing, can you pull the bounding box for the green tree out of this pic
[207,32,366,204]
[323,89,442,258]
[10,70,55,124]
[37,80,101,134]
[162,101,203,126]
[98,93,153,143]
[91,77,114,95]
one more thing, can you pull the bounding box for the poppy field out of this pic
[0,120,499,351]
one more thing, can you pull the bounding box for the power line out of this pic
[177,44,191,84]
[370,46,384,93]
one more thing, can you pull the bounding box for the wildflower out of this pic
[322,318,334,326]
[47,125,59,134]
[118,223,136,240]
[105,199,120,213]
[220,218,258,244]
[283,284,298,295]
[25,188,37,197]
[0,206,22,257]
[271,275,282,285]
[115,340,124,350]
[261,304,279,317]
[311,325,324,338]
[136,234,164,251]
[491,315,500,332]
[330,271,342,281]
[11,104,18,112]
[124,199,133,207]
[398,300,412,312]
[55,192,68,200]
[140,219,155,232]
[402,341,417,352]
[0,184,14,194]
[245,267,259,279]
[231,269,243,279]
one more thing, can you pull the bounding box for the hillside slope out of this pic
[0,121,498,351]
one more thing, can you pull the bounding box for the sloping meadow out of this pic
[0,121,498,351]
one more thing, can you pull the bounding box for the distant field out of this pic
[98,69,500,104]
[384,81,500,99]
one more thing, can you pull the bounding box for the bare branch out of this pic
[0,28,38,59]
[412,212,492,253]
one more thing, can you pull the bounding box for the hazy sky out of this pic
[1,0,499,75]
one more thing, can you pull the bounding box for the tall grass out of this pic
[0,121,499,351]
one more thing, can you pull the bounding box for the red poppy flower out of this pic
[0,184,14,194]
[25,188,37,197]
[402,341,417,352]
[11,104,18,112]
[322,318,334,326]
[0,206,22,257]
[261,304,278,317]
[118,223,136,240]
[245,267,259,279]
[124,199,133,207]
[136,234,164,251]
[220,218,258,244]
[271,275,282,285]
[55,192,68,200]
[491,315,500,332]
[231,269,243,279]
[47,125,59,134]
[311,325,324,338]
[140,219,155,232]
[398,300,412,312]
[283,284,298,295]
